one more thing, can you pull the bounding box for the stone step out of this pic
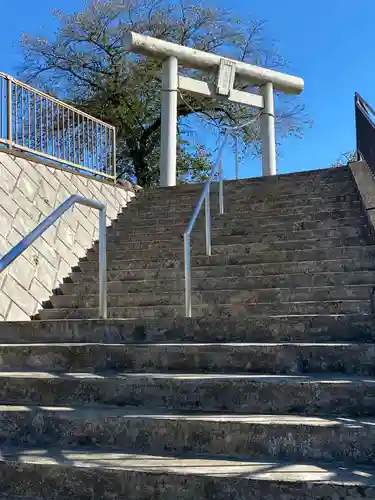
[141,185,360,207]
[0,448,373,500]
[156,166,351,185]
[131,191,362,211]
[0,371,373,416]
[111,216,369,237]
[71,257,375,284]
[0,405,373,465]
[134,196,362,219]
[124,200,363,219]
[142,175,357,198]
[114,206,364,229]
[62,270,375,296]
[140,184,360,206]
[39,298,372,320]
[142,181,355,202]
[104,225,372,250]
[87,236,369,261]
[4,315,375,344]
[2,342,375,376]
[78,246,375,272]
[51,285,374,310]
[129,201,363,223]
[104,224,370,246]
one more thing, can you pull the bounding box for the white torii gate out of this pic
[124,31,304,187]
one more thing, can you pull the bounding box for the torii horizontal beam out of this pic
[124,31,304,95]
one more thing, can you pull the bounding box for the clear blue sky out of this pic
[1,0,373,179]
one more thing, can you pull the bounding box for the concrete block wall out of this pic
[0,151,136,321]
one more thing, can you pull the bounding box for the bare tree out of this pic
[20,0,310,186]
[331,151,357,168]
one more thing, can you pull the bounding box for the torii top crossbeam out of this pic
[124,31,304,95]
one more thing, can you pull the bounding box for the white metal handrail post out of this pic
[218,157,224,215]
[205,189,212,257]
[183,231,192,317]
[0,195,107,319]
[112,132,117,182]
[234,135,239,180]
[184,138,227,317]
[98,206,107,318]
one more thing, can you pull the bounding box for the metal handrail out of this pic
[0,195,107,319]
[356,92,375,120]
[0,72,116,181]
[355,93,375,177]
[184,137,227,317]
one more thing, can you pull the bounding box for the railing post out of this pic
[235,135,239,180]
[260,81,276,176]
[112,129,117,182]
[160,56,178,187]
[355,93,361,162]
[98,206,107,319]
[205,190,212,256]
[6,76,12,149]
[184,232,192,317]
[219,157,224,215]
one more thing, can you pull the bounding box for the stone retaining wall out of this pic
[0,151,136,320]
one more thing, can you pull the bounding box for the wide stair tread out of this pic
[90,236,370,259]
[115,208,364,227]
[60,270,375,295]
[0,370,374,417]
[38,300,374,319]
[115,217,370,236]
[76,246,375,274]
[68,260,375,283]
[3,316,375,343]
[1,340,374,376]
[103,225,372,247]
[0,404,374,464]
[2,447,375,500]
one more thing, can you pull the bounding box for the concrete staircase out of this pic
[42,166,375,319]
[1,166,375,498]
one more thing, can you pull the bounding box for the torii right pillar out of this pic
[260,81,277,176]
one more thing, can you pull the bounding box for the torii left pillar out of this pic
[160,56,178,187]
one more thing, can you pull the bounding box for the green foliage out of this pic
[177,140,213,183]
[20,0,309,186]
